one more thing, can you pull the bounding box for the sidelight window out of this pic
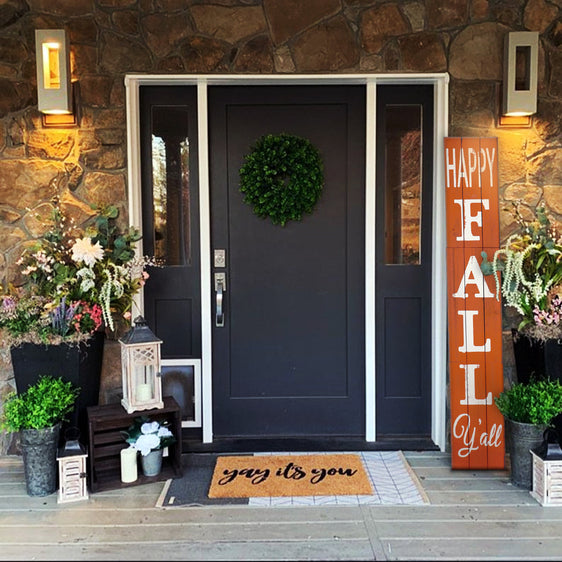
[151,105,191,266]
[383,104,422,265]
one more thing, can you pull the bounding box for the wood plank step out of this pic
[383,537,562,560]
[425,490,538,505]
[0,540,375,562]
[1,505,365,525]
[375,519,562,538]
[420,477,513,491]
[0,520,369,543]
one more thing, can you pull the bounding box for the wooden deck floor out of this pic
[1,451,562,561]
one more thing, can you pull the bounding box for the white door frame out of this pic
[125,73,449,451]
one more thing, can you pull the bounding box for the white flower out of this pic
[158,426,173,438]
[125,417,175,458]
[141,421,160,435]
[71,237,104,267]
[76,268,95,293]
[133,433,160,456]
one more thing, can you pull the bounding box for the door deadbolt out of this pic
[214,249,226,268]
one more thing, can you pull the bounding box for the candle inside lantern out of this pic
[135,383,152,402]
[120,447,138,483]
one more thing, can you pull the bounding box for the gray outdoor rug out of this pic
[156,450,429,508]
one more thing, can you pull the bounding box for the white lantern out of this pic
[119,316,164,414]
[57,429,89,504]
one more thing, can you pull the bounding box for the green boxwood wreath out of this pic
[239,133,324,226]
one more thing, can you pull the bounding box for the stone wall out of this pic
[1,0,561,455]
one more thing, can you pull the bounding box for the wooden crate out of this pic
[530,451,562,506]
[87,396,182,493]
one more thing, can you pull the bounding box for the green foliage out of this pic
[0,295,47,337]
[495,378,562,425]
[239,133,324,227]
[0,375,80,432]
[88,204,142,266]
[480,204,562,338]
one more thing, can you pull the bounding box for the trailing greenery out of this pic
[495,378,562,425]
[0,375,80,432]
[480,204,562,339]
[239,133,324,226]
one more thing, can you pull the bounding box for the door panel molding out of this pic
[125,73,449,449]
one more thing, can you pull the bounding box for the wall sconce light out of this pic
[35,29,77,127]
[501,31,538,123]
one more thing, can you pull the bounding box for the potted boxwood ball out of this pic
[0,375,80,496]
[495,377,562,489]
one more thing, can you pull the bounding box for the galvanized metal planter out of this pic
[20,423,61,497]
[505,418,548,489]
[141,449,163,477]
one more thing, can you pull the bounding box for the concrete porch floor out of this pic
[1,450,561,561]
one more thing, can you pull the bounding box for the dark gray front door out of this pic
[209,85,366,438]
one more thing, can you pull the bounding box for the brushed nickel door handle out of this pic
[215,273,225,327]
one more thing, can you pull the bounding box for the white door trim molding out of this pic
[125,73,449,450]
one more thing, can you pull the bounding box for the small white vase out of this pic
[141,449,163,477]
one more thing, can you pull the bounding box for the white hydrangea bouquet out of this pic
[122,416,176,456]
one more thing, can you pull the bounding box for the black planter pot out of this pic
[511,329,562,384]
[10,331,105,446]
[544,338,562,384]
[20,423,61,496]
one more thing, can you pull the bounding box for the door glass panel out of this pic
[151,106,191,266]
[384,104,422,265]
[161,365,195,422]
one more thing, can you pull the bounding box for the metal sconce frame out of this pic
[500,31,538,126]
[35,29,78,127]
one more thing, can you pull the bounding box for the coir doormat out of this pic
[208,454,372,498]
[157,451,429,508]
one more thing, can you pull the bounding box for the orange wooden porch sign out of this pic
[444,137,505,469]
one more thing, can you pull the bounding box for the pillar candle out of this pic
[120,447,138,483]
[135,383,152,402]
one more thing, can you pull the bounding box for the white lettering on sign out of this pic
[467,148,479,187]
[459,364,493,405]
[446,147,496,189]
[452,413,503,457]
[452,255,495,299]
[454,199,490,241]
[457,310,491,352]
